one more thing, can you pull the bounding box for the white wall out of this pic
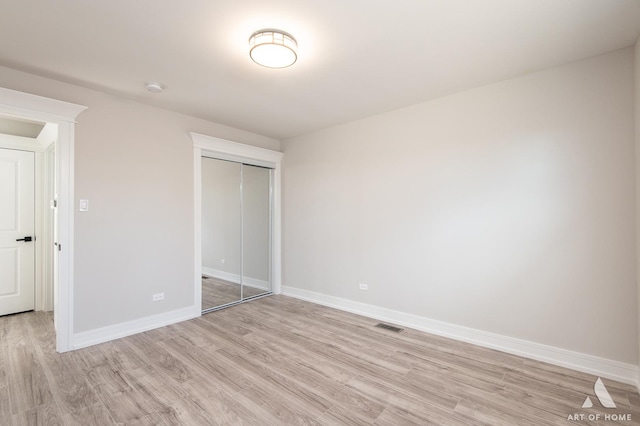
[282,48,637,364]
[0,65,279,333]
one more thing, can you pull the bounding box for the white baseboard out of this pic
[281,286,638,387]
[202,267,270,291]
[72,306,198,350]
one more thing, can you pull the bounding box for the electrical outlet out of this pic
[220,258,226,264]
[359,283,368,291]
[152,293,164,302]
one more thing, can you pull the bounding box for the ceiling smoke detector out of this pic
[145,81,164,93]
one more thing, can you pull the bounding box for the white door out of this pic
[0,148,35,315]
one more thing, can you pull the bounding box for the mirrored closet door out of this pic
[201,157,273,313]
[241,164,272,301]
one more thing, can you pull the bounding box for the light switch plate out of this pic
[79,199,89,211]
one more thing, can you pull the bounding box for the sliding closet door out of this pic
[201,157,242,310]
[241,165,272,299]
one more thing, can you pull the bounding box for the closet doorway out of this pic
[192,133,282,315]
[201,158,272,312]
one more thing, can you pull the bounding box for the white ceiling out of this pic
[1,1,639,139]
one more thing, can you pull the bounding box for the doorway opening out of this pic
[0,118,57,318]
[0,87,86,352]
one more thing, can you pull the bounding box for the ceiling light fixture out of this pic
[249,29,297,69]
[145,81,164,93]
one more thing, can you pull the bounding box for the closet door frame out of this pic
[192,133,283,317]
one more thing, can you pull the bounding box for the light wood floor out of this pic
[201,277,268,310]
[1,296,638,425]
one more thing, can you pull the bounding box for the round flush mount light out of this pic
[145,81,165,93]
[249,29,297,68]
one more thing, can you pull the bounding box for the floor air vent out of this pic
[375,323,403,333]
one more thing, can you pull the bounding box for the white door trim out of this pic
[0,87,87,353]
[191,133,283,317]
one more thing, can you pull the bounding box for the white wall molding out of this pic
[0,133,44,152]
[0,87,87,124]
[282,286,638,387]
[193,146,203,315]
[40,144,56,312]
[192,132,283,166]
[72,306,198,350]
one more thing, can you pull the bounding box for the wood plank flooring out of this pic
[201,278,268,310]
[1,295,638,425]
